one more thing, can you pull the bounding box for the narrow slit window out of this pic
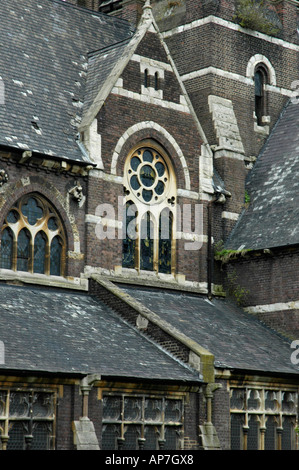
[144,69,149,88]
[154,72,159,91]
[254,68,267,126]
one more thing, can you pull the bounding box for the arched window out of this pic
[154,72,159,91]
[144,69,149,88]
[122,143,176,274]
[0,194,66,276]
[254,66,268,126]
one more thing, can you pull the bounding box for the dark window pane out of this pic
[143,150,153,163]
[155,162,165,177]
[34,232,46,274]
[31,422,50,450]
[50,236,62,276]
[140,213,153,271]
[130,175,140,190]
[247,415,259,450]
[265,416,276,450]
[131,157,141,171]
[1,228,13,269]
[102,424,121,450]
[155,180,165,196]
[48,217,58,231]
[144,426,158,450]
[17,229,30,272]
[123,425,140,450]
[21,198,43,225]
[6,210,19,223]
[282,417,293,450]
[140,165,156,187]
[255,70,263,96]
[159,210,172,274]
[124,398,142,421]
[230,414,244,450]
[122,202,137,269]
[7,422,25,450]
[164,427,179,450]
[142,189,152,202]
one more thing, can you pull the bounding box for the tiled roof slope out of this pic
[225,99,299,251]
[0,0,133,162]
[83,39,131,118]
[0,284,201,383]
[119,285,299,376]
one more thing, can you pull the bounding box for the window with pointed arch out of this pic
[122,142,176,274]
[0,194,66,276]
[254,65,268,126]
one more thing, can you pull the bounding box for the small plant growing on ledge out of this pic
[234,0,281,36]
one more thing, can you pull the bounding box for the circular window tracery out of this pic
[126,148,171,205]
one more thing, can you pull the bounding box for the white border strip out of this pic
[245,301,299,314]
[161,15,299,52]
[181,66,294,97]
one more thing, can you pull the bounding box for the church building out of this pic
[0,0,299,451]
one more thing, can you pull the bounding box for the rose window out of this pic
[127,148,170,204]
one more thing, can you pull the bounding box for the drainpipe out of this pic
[80,374,101,418]
[207,201,213,300]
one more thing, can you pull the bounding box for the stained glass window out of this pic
[123,145,176,274]
[0,194,66,276]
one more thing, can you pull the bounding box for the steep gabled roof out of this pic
[226,99,299,251]
[0,0,133,162]
[79,0,210,154]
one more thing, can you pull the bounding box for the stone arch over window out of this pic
[110,121,190,190]
[246,54,276,86]
[0,193,66,276]
[122,141,176,274]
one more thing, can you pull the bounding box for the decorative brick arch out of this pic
[246,54,276,86]
[110,121,191,190]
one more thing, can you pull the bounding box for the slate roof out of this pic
[0,284,201,383]
[83,39,131,119]
[0,0,133,162]
[119,284,299,376]
[225,99,299,251]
